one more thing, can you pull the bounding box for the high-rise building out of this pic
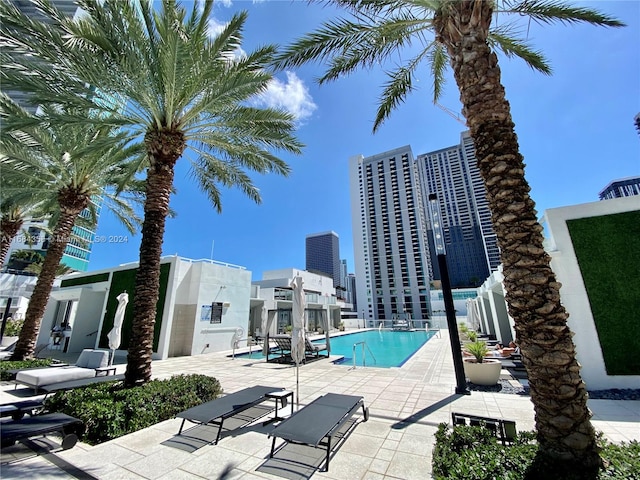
[305,231,342,290]
[6,1,83,113]
[345,273,357,312]
[416,131,500,286]
[2,1,99,273]
[349,146,432,324]
[599,176,640,200]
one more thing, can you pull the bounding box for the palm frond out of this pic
[428,41,448,101]
[489,25,551,75]
[374,44,437,132]
[504,0,626,27]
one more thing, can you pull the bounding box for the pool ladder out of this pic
[352,341,377,369]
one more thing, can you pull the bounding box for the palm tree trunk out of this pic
[1,216,23,266]
[11,205,84,360]
[125,130,184,387]
[435,1,599,470]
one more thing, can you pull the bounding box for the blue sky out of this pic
[89,0,640,280]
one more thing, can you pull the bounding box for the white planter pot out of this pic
[463,358,502,385]
[1,336,18,348]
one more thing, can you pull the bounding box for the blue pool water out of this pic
[233,329,435,368]
[323,329,435,368]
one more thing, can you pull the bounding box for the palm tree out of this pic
[0,0,303,385]
[1,103,141,361]
[271,0,623,471]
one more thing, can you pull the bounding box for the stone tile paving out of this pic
[1,330,638,479]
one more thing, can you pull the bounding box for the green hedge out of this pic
[432,424,640,480]
[567,211,640,375]
[44,374,222,444]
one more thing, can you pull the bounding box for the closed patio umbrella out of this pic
[107,291,128,366]
[290,275,306,408]
[466,298,481,332]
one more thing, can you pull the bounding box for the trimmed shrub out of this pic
[432,424,640,480]
[45,374,222,444]
[0,359,54,381]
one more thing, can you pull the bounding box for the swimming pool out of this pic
[323,329,435,368]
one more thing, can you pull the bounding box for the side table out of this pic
[264,390,294,425]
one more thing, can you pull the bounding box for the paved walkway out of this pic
[1,330,638,479]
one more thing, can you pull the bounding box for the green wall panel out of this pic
[567,210,640,375]
[99,262,172,353]
[61,272,110,288]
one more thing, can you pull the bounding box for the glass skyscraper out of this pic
[417,131,500,286]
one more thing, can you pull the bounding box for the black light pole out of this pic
[428,194,469,395]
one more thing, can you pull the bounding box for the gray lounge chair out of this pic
[305,337,328,358]
[1,412,82,451]
[268,393,369,472]
[176,385,283,445]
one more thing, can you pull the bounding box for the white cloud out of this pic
[207,18,246,59]
[257,72,317,123]
[206,17,226,38]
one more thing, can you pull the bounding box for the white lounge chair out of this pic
[15,349,110,393]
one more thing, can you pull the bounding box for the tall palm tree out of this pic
[272,0,623,471]
[0,0,303,385]
[1,103,141,361]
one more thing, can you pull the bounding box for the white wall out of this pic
[185,261,252,356]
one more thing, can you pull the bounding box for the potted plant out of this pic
[1,317,24,347]
[463,340,502,385]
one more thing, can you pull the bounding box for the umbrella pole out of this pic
[296,365,299,409]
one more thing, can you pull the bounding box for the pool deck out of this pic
[1,329,639,479]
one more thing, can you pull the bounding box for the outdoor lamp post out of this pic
[428,194,469,395]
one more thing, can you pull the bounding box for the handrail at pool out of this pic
[352,341,377,369]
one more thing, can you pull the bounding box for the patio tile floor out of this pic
[2,329,639,479]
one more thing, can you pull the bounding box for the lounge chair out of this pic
[268,393,369,472]
[392,320,410,331]
[15,349,111,393]
[305,337,328,358]
[1,412,82,451]
[41,374,125,398]
[269,335,292,363]
[0,399,44,420]
[451,412,517,445]
[0,340,16,360]
[176,385,283,445]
